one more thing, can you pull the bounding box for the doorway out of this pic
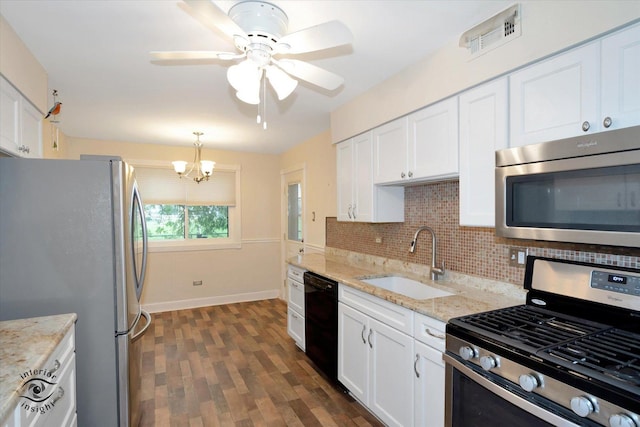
[281,165,305,298]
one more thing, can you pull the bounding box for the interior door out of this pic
[281,166,305,296]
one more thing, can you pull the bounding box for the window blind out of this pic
[135,166,236,206]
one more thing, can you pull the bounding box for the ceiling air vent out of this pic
[459,4,521,58]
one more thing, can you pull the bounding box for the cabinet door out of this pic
[408,97,459,181]
[336,139,355,221]
[287,307,305,351]
[373,117,408,184]
[369,318,414,427]
[20,99,43,158]
[338,302,369,404]
[601,23,640,131]
[0,77,21,156]
[353,131,374,222]
[509,43,599,147]
[414,341,445,427]
[459,78,508,226]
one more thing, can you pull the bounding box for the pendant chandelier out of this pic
[172,132,215,184]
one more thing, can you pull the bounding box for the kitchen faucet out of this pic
[409,225,445,281]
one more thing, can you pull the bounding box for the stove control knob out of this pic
[518,374,541,392]
[458,346,477,361]
[610,414,637,427]
[570,396,597,418]
[480,355,498,371]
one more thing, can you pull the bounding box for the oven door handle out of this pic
[443,354,581,427]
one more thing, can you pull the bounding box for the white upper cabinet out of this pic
[0,76,43,158]
[373,98,459,185]
[600,23,640,131]
[510,23,640,147]
[408,97,459,182]
[337,132,404,223]
[459,78,508,227]
[373,117,409,184]
[509,42,599,147]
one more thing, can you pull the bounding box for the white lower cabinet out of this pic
[4,326,77,427]
[286,266,305,351]
[413,313,446,427]
[338,285,415,427]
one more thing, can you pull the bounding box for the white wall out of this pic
[280,130,337,251]
[331,1,640,142]
[65,137,282,312]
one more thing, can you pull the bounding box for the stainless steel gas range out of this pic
[444,256,640,427]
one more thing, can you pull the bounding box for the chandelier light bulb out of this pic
[172,161,187,175]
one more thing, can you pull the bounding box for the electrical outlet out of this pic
[375,237,382,244]
[509,247,528,267]
[193,280,203,286]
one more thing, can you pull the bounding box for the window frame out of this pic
[129,159,241,252]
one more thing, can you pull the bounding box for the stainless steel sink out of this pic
[361,275,453,300]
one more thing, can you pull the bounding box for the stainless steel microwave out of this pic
[495,126,640,247]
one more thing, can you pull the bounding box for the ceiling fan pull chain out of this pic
[262,72,267,130]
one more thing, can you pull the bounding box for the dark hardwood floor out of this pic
[139,298,383,426]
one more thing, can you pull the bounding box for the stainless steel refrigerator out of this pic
[0,157,150,426]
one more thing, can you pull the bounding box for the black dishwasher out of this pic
[303,271,338,383]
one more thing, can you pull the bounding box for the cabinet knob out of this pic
[414,354,420,378]
[408,171,413,178]
[352,204,357,219]
[367,329,373,348]
[582,121,591,132]
[361,325,367,344]
[347,204,352,219]
[401,172,406,179]
[603,116,613,128]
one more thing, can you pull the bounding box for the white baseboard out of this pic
[142,289,282,313]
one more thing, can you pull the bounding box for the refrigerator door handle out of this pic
[131,309,151,342]
[132,185,148,301]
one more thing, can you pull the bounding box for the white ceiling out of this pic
[0,0,511,154]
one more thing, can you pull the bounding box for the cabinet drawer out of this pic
[287,307,305,351]
[339,284,414,335]
[287,266,305,282]
[287,278,305,315]
[413,313,446,352]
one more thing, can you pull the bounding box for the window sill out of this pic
[148,240,242,253]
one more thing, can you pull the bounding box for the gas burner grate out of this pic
[545,329,640,386]
[456,306,603,349]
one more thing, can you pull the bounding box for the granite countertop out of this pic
[0,313,77,424]
[289,251,526,322]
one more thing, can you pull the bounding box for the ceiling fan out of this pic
[151,0,353,106]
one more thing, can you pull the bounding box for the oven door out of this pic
[443,354,587,427]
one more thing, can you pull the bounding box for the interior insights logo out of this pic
[19,367,61,415]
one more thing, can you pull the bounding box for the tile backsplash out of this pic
[326,180,640,285]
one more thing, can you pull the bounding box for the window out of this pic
[134,162,241,251]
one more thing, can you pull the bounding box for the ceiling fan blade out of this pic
[274,59,344,91]
[265,65,298,101]
[150,51,244,61]
[274,21,353,54]
[180,0,249,45]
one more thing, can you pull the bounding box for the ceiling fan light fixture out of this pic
[266,66,298,100]
[227,62,261,92]
[236,89,260,105]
